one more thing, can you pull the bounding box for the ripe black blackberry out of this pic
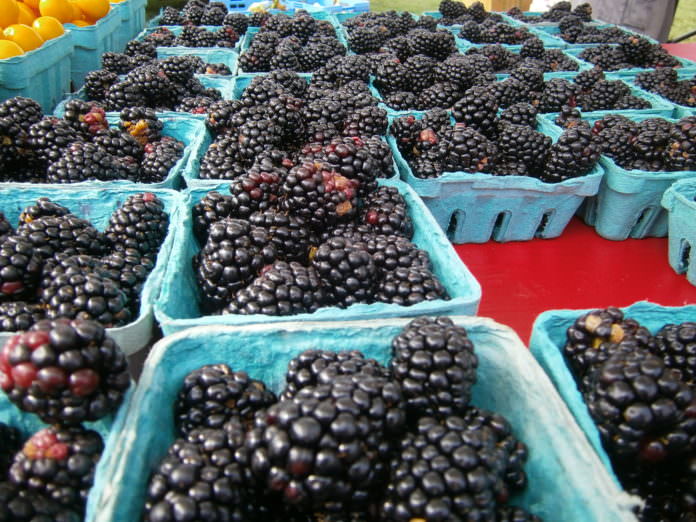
[281,162,358,232]
[0,302,44,332]
[248,210,315,263]
[194,218,277,311]
[101,52,134,74]
[27,117,82,166]
[342,106,388,138]
[139,137,185,183]
[664,116,696,171]
[225,261,329,316]
[311,236,377,307]
[586,348,696,463]
[226,167,283,219]
[8,425,103,511]
[239,40,275,72]
[159,5,182,24]
[353,234,430,274]
[577,79,629,112]
[441,125,498,173]
[497,122,551,172]
[18,197,69,225]
[200,5,225,25]
[389,316,478,419]
[0,318,129,424]
[380,416,507,521]
[376,266,447,306]
[205,99,242,136]
[46,142,120,183]
[224,12,249,35]
[500,102,538,128]
[574,66,605,94]
[440,0,467,18]
[0,97,42,133]
[105,192,169,258]
[0,481,82,521]
[17,212,105,260]
[192,191,234,246]
[104,79,148,112]
[236,117,283,163]
[83,69,119,102]
[537,78,578,113]
[452,86,499,137]
[540,122,600,183]
[591,116,637,166]
[510,66,545,93]
[282,348,388,400]
[124,40,156,58]
[614,94,652,110]
[201,133,244,179]
[361,186,414,239]
[0,117,25,172]
[119,107,163,146]
[651,322,696,387]
[174,95,216,114]
[175,364,276,436]
[555,104,582,129]
[374,59,409,96]
[99,248,154,312]
[417,81,463,111]
[383,91,418,111]
[93,128,143,159]
[409,28,457,61]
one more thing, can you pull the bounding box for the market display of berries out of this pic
[636,68,696,107]
[143,317,539,521]
[239,11,346,73]
[0,100,184,184]
[390,105,600,181]
[578,36,682,71]
[159,0,251,29]
[458,20,536,44]
[564,309,696,520]
[0,319,129,519]
[0,193,168,331]
[437,0,504,26]
[555,18,637,44]
[507,1,594,24]
[590,114,696,172]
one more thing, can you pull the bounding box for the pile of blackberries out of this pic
[143,317,541,521]
[84,53,228,113]
[391,100,600,182]
[239,11,346,73]
[564,308,696,521]
[590,114,696,171]
[464,40,580,74]
[555,16,636,44]
[578,36,682,71]
[0,192,169,330]
[0,98,185,184]
[438,0,504,26]
[100,45,232,78]
[0,319,130,519]
[507,1,593,24]
[458,20,536,45]
[159,0,250,31]
[636,68,696,108]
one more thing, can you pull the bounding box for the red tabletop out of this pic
[453,44,696,344]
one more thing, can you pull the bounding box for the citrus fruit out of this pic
[32,15,63,40]
[0,40,24,58]
[38,0,72,23]
[0,0,20,28]
[68,18,89,26]
[3,23,43,51]
[23,0,39,9]
[16,2,37,25]
[73,0,108,21]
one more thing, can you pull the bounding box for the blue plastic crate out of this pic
[565,46,696,79]
[88,316,639,521]
[154,179,481,334]
[66,8,122,89]
[112,0,148,51]
[0,32,73,113]
[0,186,185,354]
[662,179,696,287]
[529,301,696,494]
[551,113,696,240]
[389,115,604,243]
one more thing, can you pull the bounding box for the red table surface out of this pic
[453,44,696,344]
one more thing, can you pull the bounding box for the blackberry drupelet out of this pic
[390,316,478,419]
[0,236,41,301]
[652,322,696,386]
[452,86,499,137]
[361,186,414,238]
[175,364,276,435]
[0,302,45,332]
[105,192,169,258]
[194,218,277,311]
[225,261,329,316]
[0,319,129,424]
[8,425,103,511]
[376,266,448,306]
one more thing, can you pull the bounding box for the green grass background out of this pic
[146,0,696,42]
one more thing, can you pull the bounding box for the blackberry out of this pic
[8,425,103,511]
[592,117,637,166]
[62,99,109,138]
[578,79,630,111]
[500,102,538,127]
[237,118,283,162]
[18,211,106,259]
[497,122,551,171]
[441,125,497,173]
[205,99,243,136]
[439,0,467,18]
[586,348,696,463]
[125,40,156,58]
[159,6,182,24]
[520,37,545,59]
[614,94,651,110]
[352,234,429,274]
[390,316,478,419]
[224,12,249,35]
[0,235,41,301]
[0,481,81,521]
[0,97,42,133]
[199,135,244,181]
[374,59,409,96]
[281,162,358,232]
[578,45,629,71]
[239,40,275,72]
[201,5,225,25]
[486,78,530,109]
[194,218,277,311]
[342,106,388,138]
[105,192,169,258]
[492,159,530,177]
[380,415,507,521]
[540,121,599,183]
[361,186,413,238]
[248,210,316,263]
[175,364,275,436]
[384,91,418,111]
[225,261,329,316]
[652,322,696,386]
[0,318,129,424]
[538,78,578,113]
[19,197,69,224]
[408,29,456,61]
[417,81,463,111]
[119,107,163,146]
[27,117,82,166]
[104,79,148,112]
[0,302,45,332]
[101,52,134,74]
[452,86,499,137]
[376,266,447,306]
[139,138,185,183]
[93,128,143,159]
[46,142,120,184]
[665,116,696,171]
[311,236,377,307]
[99,248,154,312]
[175,95,216,114]
[574,66,605,93]
[554,104,582,129]
[283,350,387,403]
[192,191,234,245]
[510,66,544,92]
[226,167,283,219]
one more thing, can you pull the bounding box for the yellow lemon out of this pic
[17,2,37,24]
[73,0,109,21]
[0,39,24,58]
[3,23,43,51]
[32,15,63,40]
[38,0,73,23]
[0,0,20,28]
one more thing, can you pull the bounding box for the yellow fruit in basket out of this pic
[32,16,63,39]
[3,23,43,51]
[0,40,23,58]
[69,18,89,26]
[38,0,73,23]
[0,0,20,28]
[17,2,37,24]
[73,0,109,21]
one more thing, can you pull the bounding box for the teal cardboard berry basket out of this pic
[662,178,696,287]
